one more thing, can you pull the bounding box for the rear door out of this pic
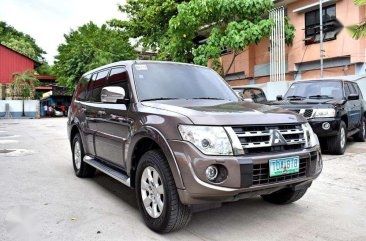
[94,67,131,168]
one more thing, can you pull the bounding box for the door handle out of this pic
[110,114,134,124]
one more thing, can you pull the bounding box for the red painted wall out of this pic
[0,45,36,84]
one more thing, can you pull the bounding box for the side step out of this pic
[83,155,131,187]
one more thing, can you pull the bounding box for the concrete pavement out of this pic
[0,118,365,241]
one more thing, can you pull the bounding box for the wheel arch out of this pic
[127,127,185,190]
[341,114,348,128]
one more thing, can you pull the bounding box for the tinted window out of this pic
[108,67,130,100]
[75,74,91,101]
[353,83,364,99]
[344,83,350,97]
[285,81,343,99]
[243,88,267,103]
[352,83,360,95]
[89,69,110,102]
[347,83,357,95]
[133,63,238,101]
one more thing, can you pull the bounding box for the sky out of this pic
[0,0,127,64]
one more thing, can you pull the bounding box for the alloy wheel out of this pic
[74,141,82,170]
[340,127,346,149]
[140,166,165,218]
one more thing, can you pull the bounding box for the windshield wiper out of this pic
[286,95,305,99]
[192,97,226,100]
[308,95,333,99]
[141,97,180,102]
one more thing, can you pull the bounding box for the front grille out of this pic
[232,124,305,154]
[291,109,313,118]
[252,156,308,186]
[303,109,313,118]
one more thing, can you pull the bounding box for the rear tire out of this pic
[135,150,191,233]
[354,117,366,142]
[72,133,96,177]
[261,188,308,205]
[327,121,347,155]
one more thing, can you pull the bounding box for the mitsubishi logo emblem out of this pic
[270,129,287,146]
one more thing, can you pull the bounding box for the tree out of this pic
[109,0,189,53]
[54,22,136,88]
[11,70,40,117]
[0,21,45,61]
[348,0,366,39]
[164,0,295,75]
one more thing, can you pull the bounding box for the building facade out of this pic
[219,0,366,86]
[0,43,40,99]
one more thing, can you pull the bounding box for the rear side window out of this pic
[75,74,91,101]
[108,67,130,100]
[89,69,110,102]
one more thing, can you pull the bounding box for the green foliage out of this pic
[0,21,45,61]
[109,0,189,52]
[35,62,54,76]
[347,0,366,39]
[11,70,40,99]
[165,0,295,67]
[54,22,136,89]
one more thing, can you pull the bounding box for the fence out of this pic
[0,100,40,118]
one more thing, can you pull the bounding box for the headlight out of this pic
[302,123,319,148]
[178,125,233,155]
[313,108,336,118]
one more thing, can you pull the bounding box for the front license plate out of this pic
[269,156,299,177]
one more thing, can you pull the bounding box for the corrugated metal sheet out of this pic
[0,44,36,84]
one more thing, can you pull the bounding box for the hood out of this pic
[269,98,345,109]
[141,100,306,125]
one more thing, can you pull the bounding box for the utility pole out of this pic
[319,0,324,78]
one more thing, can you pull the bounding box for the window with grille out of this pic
[304,5,341,45]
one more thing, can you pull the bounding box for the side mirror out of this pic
[101,86,125,103]
[348,93,359,101]
[276,95,283,101]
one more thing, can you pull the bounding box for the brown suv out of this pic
[67,61,322,233]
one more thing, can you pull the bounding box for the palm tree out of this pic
[348,0,366,39]
[11,70,40,117]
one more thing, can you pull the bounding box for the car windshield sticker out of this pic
[135,64,148,71]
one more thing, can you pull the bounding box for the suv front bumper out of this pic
[308,118,340,137]
[168,140,322,205]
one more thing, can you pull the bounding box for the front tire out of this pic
[261,188,308,205]
[135,150,191,233]
[72,133,95,177]
[327,121,347,155]
[354,117,366,142]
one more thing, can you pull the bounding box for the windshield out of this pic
[133,63,238,102]
[285,81,343,100]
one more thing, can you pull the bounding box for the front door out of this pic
[345,82,359,130]
[94,67,131,169]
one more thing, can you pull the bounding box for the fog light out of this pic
[206,165,218,181]
[322,122,330,130]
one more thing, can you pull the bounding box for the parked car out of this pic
[232,86,267,103]
[270,79,366,155]
[67,61,322,233]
